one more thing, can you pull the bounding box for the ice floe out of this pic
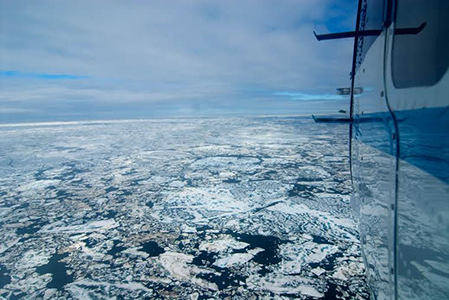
[0,117,369,298]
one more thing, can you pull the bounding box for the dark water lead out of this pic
[0,265,11,289]
[191,250,248,290]
[36,252,74,290]
[309,251,343,271]
[191,250,217,267]
[107,240,127,256]
[191,232,287,290]
[105,186,119,193]
[308,251,363,300]
[16,220,48,236]
[103,210,118,219]
[196,268,247,290]
[106,240,165,257]
[192,232,287,278]
[312,235,334,245]
[222,178,241,184]
[288,182,322,198]
[228,232,285,266]
[323,282,344,299]
[140,241,165,257]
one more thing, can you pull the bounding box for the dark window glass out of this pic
[391,0,449,88]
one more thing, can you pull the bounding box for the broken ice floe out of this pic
[0,117,369,299]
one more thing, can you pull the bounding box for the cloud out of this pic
[0,0,357,122]
[0,70,89,80]
[0,107,39,113]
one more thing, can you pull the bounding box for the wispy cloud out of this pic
[0,107,39,113]
[0,70,89,80]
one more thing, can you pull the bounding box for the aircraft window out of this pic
[391,0,449,88]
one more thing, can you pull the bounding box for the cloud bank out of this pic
[0,0,356,122]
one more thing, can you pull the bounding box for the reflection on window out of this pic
[392,0,449,88]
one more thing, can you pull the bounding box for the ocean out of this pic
[0,116,369,299]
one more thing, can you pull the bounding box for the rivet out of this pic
[380,91,384,97]
[390,204,395,210]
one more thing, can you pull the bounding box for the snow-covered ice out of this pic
[0,117,368,299]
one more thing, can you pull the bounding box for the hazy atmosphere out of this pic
[0,0,356,123]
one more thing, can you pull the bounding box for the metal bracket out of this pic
[313,22,426,41]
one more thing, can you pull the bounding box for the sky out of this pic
[0,0,357,123]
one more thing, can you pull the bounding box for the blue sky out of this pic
[0,0,357,123]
